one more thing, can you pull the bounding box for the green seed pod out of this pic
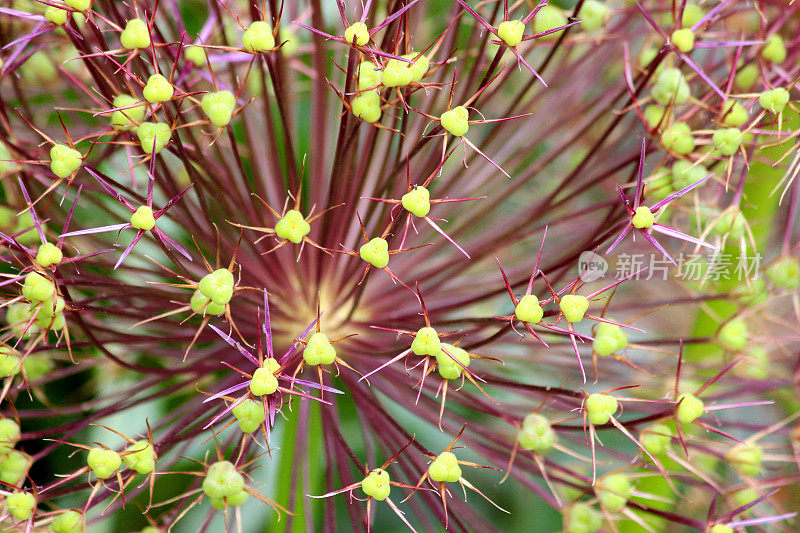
[130,206,156,231]
[123,440,156,475]
[190,290,226,316]
[680,3,705,26]
[65,0,92,11]
[593,322,628,356]
[671,160,708,190]
[646,171,673,200]
[640,424,672,455]
[761,34,787,63]
[559,294,590,323]
[565,502,602,533]
[60,42,85,71]
[232,399,266,434]
[435,343,470,380]
[51,510,83,533]
[515,294,543,324]
[726,443,762,477]
[713,210,746,240]
[411,327,441,357]
[121,19,151,50]
[660,122,695,155]
[497,20,526,46]
[86,447,122,479]
[440,106,469,137]
[142,74,174,104]
[34,295,66,322]
[595,473,632,512]
[351,91,382,123]
[765,257,799,290]
[184,45,207,66]
[716,318,747,352]
[274,210,311,243]
[23,353,53,382]
[597,323,626,344]
[209,489,249,509]
[357,61,382,90]
[731,487,759,508]
[50,144,83,179]
[201,90,237,127]
[732,278,769,307]
[720,100,748,128]
[22,271,56,302]
[6,491,36,520]
[15,210,46,246]
[758,87,790,114]
[45,6,69,25]
[643,104,669,129]
[198,268,235,305]
[6,303,37,339]
[712,128,743,157]
[735,64,758,91]
[533,6,567,41]
[20,51,57,84]
[675,392,704,423]
[110,95,145,131]
[381,59,414,87]
[303,332,336,366]
[578,1,610,32]
[32,306,62,331]
[137,122,172,154]
[0,144,14,174]
[592,336,617,357]
[0,450,31,485]
[0,347,23,379]
[242,21,276,52]
[362,468,391,501]
[343,21,369,46]
[651,68,690,105]
[227,490,249,507]
[50,311,66,331]
[0,418,20,451]
[401,186,431,217]
[632,206,655,229]
[9,206,34,234]
[0,206,14,228]
[638,46,659,67]
[671,28,695,53]
[202,460,246,499]
[518,413,555,453]
[359,237,389,269]
[428,451,461,483]
[585,393,618,425]
[401,52,429,83]
[278,27,298,55]
[249,358,280,396]
[36,242,63,268]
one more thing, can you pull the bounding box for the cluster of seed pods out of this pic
[0,0,798,531]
